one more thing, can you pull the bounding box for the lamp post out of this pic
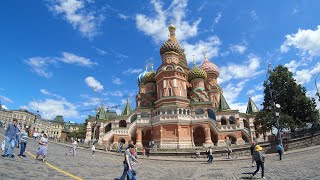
[267,63,282,145]
[315,73,320,101]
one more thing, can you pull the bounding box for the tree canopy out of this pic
[255,65,319,132]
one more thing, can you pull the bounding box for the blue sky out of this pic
[1,0,319,123]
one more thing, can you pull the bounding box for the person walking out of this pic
[206,147,213,163]
[18,127,28,158]
[72,140,77,156]
[120,144,139,180]
[250,141,257,167]
[2,118,19,158]
[36,133,48,162]
[227,147,232,159]
[119,142,123,156]
[91,143,96,156]
[277,143,284,160]
[252,145,265,179]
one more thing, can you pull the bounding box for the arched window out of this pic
[221,116,227,125]
[195,108,204,115]
[168,88,172,96]
[179,109,182,114]
[130,114,137,123]
[229,116,235,124]
[119,120,127,127]
[105,123,112,133]
[207,109,216,121]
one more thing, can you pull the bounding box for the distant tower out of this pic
[155,24,189,108]
[199,53,221,108]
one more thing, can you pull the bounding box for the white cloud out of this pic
[80,94,101,107]
[223,80,247,104]
[306,86,320,109]
[48,0,104,39]
[197,2,207,12]
[247,89,254,96]
[251,10,258,20]
[229,44,247,54]
[251,94,264,103]
[25,57,56,78]
[59,52,97,67]
[19,106,29,111]
[280,25,320,58]
[230,102,247,113]
[40,89,64,100]
[121,99,128,105]
[28,98,79,119]
[254,84,264,91]
[92,47,107,55]
[2,105,9,110]
[26,52,96,78]
[284,60,302,73]
[181,36,221,63]
[294,62,320,84]
[110,90,123,97]
[118,13,129,20]
[218,54,263,84]
[123,68,143,74]
[214,12,222,24]
[135,0,201,43]
[0,95,13,103]
[85,76,104,91]
[112,77,122,85]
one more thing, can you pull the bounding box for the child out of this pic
[195,149,200,159]
[142,147,146,156]
[91,143,95,156]
[1,139,5,151]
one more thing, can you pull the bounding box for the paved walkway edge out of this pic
[48,140,320,162]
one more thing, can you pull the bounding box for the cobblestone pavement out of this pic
[1,135,320,180]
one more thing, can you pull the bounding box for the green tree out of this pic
[256,65,319,132]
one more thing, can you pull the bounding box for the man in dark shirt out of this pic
[2,119,19,158]
[250,141,256,167]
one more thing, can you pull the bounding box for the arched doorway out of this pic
[119,120,127,127]
[105,123,111,133]
[241,132,250,143]
[193,126,205,146]
[119,138,126,144]
[142,129,152,147]
[225,135,237,145]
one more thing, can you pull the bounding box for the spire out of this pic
[168,24,177,44]
[246,97,259,114]
[192,55,196,68]
[97,105,107,120]
[121,98,132,116]
[202,50,209,62]
[219,93,230,110]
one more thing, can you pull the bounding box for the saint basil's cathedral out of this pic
[85,25,260,149]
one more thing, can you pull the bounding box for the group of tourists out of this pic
[1,118,48,161]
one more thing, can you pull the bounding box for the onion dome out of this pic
[188,61,207,81]
[137,66,149,84]
[143,70,156,84]
[160,24,184,56]
[199,53,219,78]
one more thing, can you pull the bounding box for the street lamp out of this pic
[315,73,320,101]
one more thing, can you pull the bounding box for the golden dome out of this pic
[143,70,156,84]
[188,66,207,81]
